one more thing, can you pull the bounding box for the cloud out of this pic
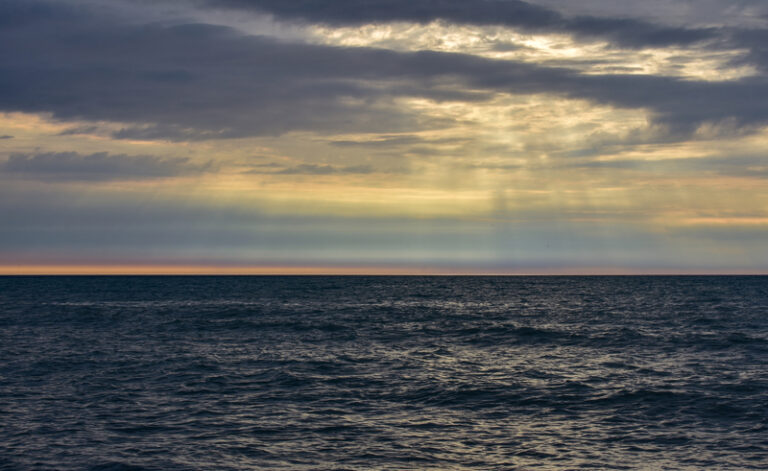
[205,0,718,48]
[246,163,375,175]
[2,0,768,274]
[531,0,768,28]
[730,28,768,72]
[329,135,467,148]
[1,152,211,181]
[0,0,77,28]
[1,0,767,144]
[566,154,768,178]
[0,135,13,139]
[329,135,428,148]
[0,7,450,139]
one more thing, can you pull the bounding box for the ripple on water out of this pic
[0,275,767,470]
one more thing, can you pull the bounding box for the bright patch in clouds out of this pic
[309,22,757,81]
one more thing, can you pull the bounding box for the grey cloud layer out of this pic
[206,0,718,48]
[1,0,767,141]
[566,154,768,178]
[1,152,210,181]
[246,163,375,175]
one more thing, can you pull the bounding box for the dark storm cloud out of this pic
[0,135,13,140]
[2,0,768,141]
[206,0,717,48]
[1,152,211,181]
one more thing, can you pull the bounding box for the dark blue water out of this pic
[1,276,766,470]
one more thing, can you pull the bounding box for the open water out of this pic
[0,276,766,470]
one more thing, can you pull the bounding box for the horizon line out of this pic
[0,265,766,276]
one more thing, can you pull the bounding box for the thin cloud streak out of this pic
[1,152,211,181]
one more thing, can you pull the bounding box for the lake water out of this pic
[1,276,766,470]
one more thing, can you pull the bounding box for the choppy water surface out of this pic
[1,276,766,470]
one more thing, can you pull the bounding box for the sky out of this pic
[1,0,768,274]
